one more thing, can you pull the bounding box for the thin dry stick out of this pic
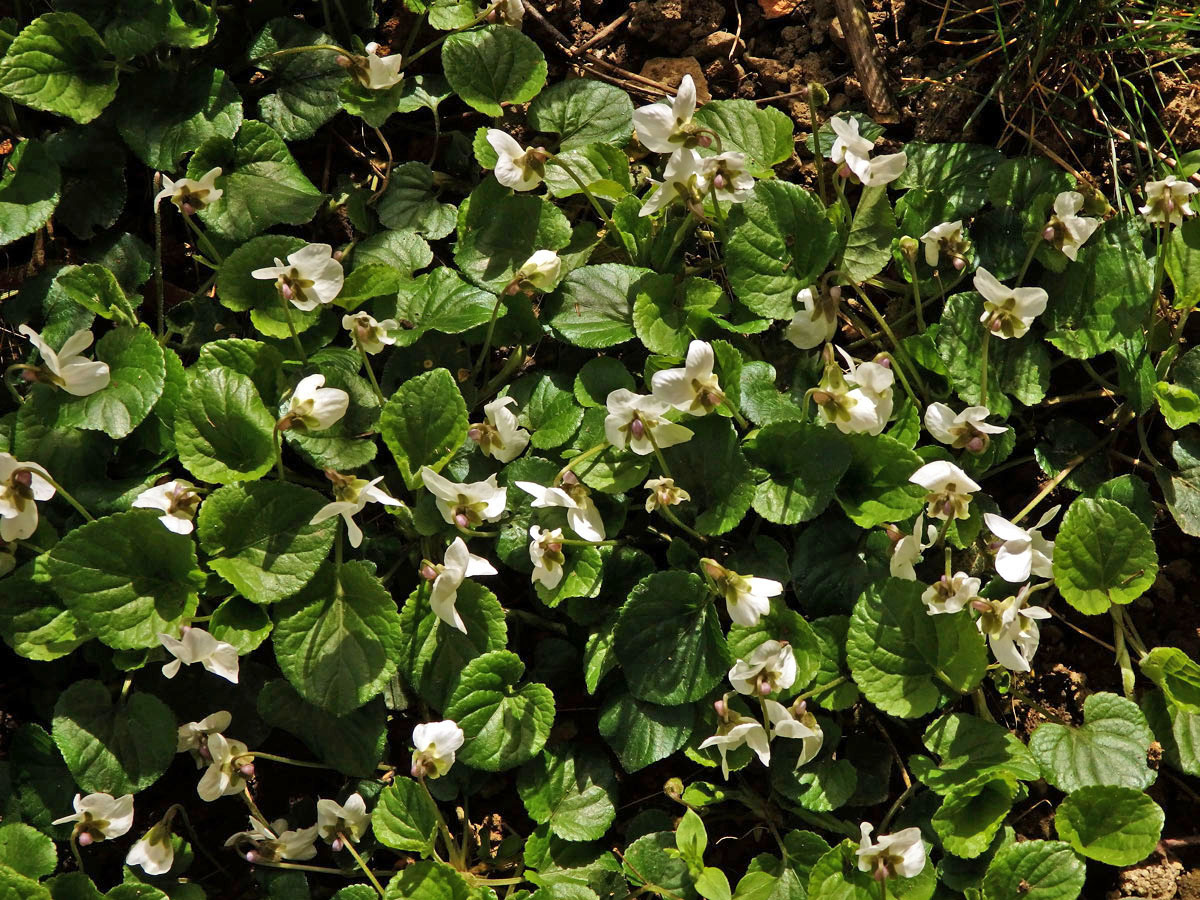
[832,0,900,122]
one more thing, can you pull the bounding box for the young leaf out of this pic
[175,366,277,483]
[981,840,1086,900]
[390,267,497,346]
[0,13,118,124]
[379,367,468,489]
[52,680,175,795]
[0,139,60,247]
[528,78,634,150]
[518,746,618,842]
[373,778,440,855]
[1029,692,1156,793]
[1140,646,1200,715]
[441,25,547,117]
[1053,786,1163,866]
[1052,497,1158,615]
[0,823,57,880]
[47,510,204,650]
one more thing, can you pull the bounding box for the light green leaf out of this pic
[195,337,285,404]
[548,264,645,348]
[624,832,697,900]
[695,869,731,900]
[398,580,508,709]
[632,275,717,357]
[598,690,694,773]
[518,746,618,842]
[377,162,457,239]
[1029,693,1151,798]
[389,267,496,346]
[0,864,52,900]
[1054,786,1163,866]
[694,100,794,173]
[257,680,386,776]
[249,17,345,140]
[52,680,175,795]
[528,78,634,149]
[0,823,56,879]
[53,264,135,322]
[198,482,336,605]
[545,144,631,200]
[537,545,605,607]
[981,840,1086,900]
[1140,647,1200,715]
[380,367,468,489]
[745,422,850,525]
[835,433,926,528]
[272,561,404,715]
[373,778,440,854]
[846,578,987,718]
[910,713,1040,795]
[443,650,556,771]
[0,140,60,247]
[726,181,838,319]
[0,566,91,662]
[1165,218,1200,309]
[189,121,324,242]
[165,0,218,47]
[175,366,277,483]
[383,861,473,900]
[574,358,635,407]
[1156,380,1200,429]
[113,67,242,169]
[454,178,572,291]
[352,229,433,274]
[842,186,897,283]
[614,571,728,706]
[936,290,1050,417]
[29,325,165,439]
[46,510,203,650]
[0,13,117,123]
[1051,497,1157,615]
[738,361,804,426]
[441,25,547,117]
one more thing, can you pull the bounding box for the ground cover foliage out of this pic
[0,2,1199,899]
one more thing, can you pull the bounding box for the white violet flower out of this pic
[698,694,771,779]
[786,285,840,350]
[251,243,344,311]
[604,389,694,455]
[923,402,1006,452]
[888,514,936,581]
[159,627,240,684]
[651,340,726,416]
[856,823,927,880]
[828,116,907,186]
[983,506,1059,583]
[0,453,55,542]
[975,585,1051,673]
[495,0,525,27]
[351,42,404,90]
[703,558,782,627]
[1045,191,1100,261]
[511,249,562,292]
[126,821,176,876]
[343,311,398,354]
[197,731,254,802]
[639,147,706,217]
[919,220,968,270]
[529,525,566,590]
[133,480,201,534]
[411,720,465,779]
[279,374,349,432]
[317,793,370,847]
[701,152,755,204]
[53,792,134,844]
[177,711,233,767]
[471,397,531,463]
[729,640,797,696]
[425,537,497,633]
[764,699,824,762]
[633,74,699,153]
[154,167,222,213]
[812,347,894,436]
[486,129,547,192]
[225,816,318,862]
[310,471,402,548]
[909,460,980,521]
[420,466,507,529]
[921,571,981,616]
[19,325,110,397]
[645,476,690,513]
[1139,175,1197,227]
[974,266,1048,339]
[516,478,605,542]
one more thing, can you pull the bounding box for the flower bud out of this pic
[713,698,727,718]
[547,542,563,554]
[331,837,344,853]
[952,256,965,270]
[807,82,830,106]
[279,281,294,302]
[811,390,831,405]
[12,470,32,490]
[240,763,255,777]
[332,250,344,262]
[875,355,891,368]
[454,513,470,529]
[884,523,903,542]
[713,173,726,189]
[696,134,713,148]
[664,777,684,799]
[246,851,260,863]
[77,831,93,847]
[1042,226,1056,241]
[839,164,853,179]
[199,744,212,760]
[941,500,955,516]
[630,418,645,440]
[560,470,579,486]
[967,435,986,453]
[899,236,919,260]
[181,201,196,217]
[420,563,438,581]
[758,678,772,696]
[829,285,842,301]
[336,55,351,68]
[970,599,992,614]
[467,427,483,442]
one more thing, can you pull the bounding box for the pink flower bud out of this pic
[713,173,726,190]
[77,832,93,847]
[561,471,579,486]
[941,500,955,516]
[279,281,294,302]
[829,285,842,301]
[181,201,196,216]
[240,763,256,777]
[876,355,891,368]
[990,317,1004,332]
[952,256,965,270]
[332,838,344,853]
[336,56,351,68]
[420,564,438,581]
[1042,226,1055,241]
[630,418,646,440]
[758,679,772,696]
[547,542,563,554]
[454,512,470,529]
[839,164,852,178]
[332,250,344,262]
[713,699,727,718]
[1165,197,1175,213]
[246,851,260,863]
[967,435,985,453]
[12,470,32,489]
[988,540,1003,552]
[468,427,483,442]
[199,745,212,760]
[970,599,992,613]
[697,134,713,148]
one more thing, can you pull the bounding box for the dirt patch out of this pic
[1109,860,1185,900]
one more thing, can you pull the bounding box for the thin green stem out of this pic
[40,474,95,522]
[658,505,707,542]
[707,182,729,246]
[357,342,386,401]
[906,255,926,332]
[369,126,394,204]
[471,294,505,379]
[334,525,343,577]
[1015,235,1041,286]
[273,426,287,482]
[419,776,462,868]
[722,397,749,429]
[275,286,308,362]
[979,329,991,410]
[341,833,387,897]
[792,676,847,704]
[807,93,829,206]
[69,833,86,873]
[846,281,929,401]
[557,442,609,483]
[256,43,349,62]
[154,174,165,337]
[247,858,395,878]
[1012,416,1125,524]
[183,213,224,265]
[1111,608,1136,699]
[549,156,616,233]
[242,788,270,827]
[248,751,336,770]
[643,423,673,478]
[878,781,917,833]
[478,345,526,405]
[663,213,697,264]
[404,0,504,67]
[1156,305,1193,379]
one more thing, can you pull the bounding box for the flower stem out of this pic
[369,127,394,204]
[273,426,287,483]
[807,92,829,206]
[721,397,749,429]
[248,751,336,770]
[357,342,386,401]
[69,832,86,873]
[557,442,609,483]
[183,213,224,266]
[846,281,929,402]
[663,213,697,264]
[706,182,729,246]
[242,788,270,827]
[275,286,308,362]
[419,776,462,868]
[905,255,926,332]
[978,329,991,410]
[559,537,618,547]
[644,427,673,479]
[549,155,615,233]
[40,474,95,522]
[1015,235,1041,286]
[341,833,386,897]
[792,675,846,704]
[1111,608,1136,699]
[256,43,350,62]
[154,174,166,338]
[404,0,504,67]
[658,505,706,543]
[471,294,505,379]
